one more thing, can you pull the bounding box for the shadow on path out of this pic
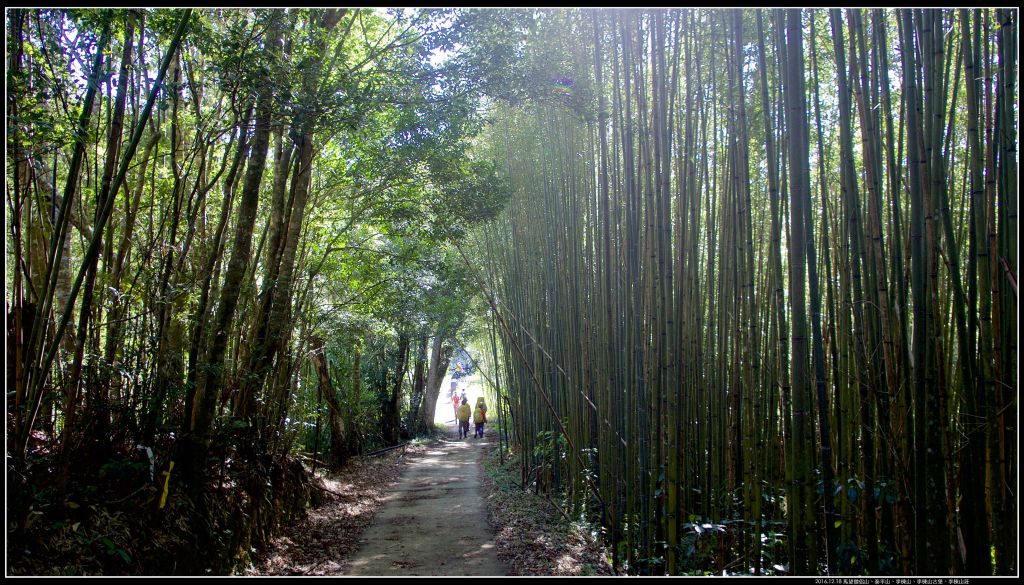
[340,424,508,576]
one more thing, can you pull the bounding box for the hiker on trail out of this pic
[452,392,461,419]
[473,397,488,439]
[457,399,472,439]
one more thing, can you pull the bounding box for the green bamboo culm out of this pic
[471,7,1017,577]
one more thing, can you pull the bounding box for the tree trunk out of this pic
[311,336,349,469]
[186,10,280,496]
[783,9,815,574]
[382,332,410,445]
[16,13,112,465]
[238,9,344,423]
[416,333,455,433]
[407,336,428,430]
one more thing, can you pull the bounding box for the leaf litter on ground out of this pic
[244,427,617,577]
[243,444,427,576]
[480,428,617,576]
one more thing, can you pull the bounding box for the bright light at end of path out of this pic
[434,372,485,426]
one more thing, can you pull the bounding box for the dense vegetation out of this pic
[468,8,1017,577]
[5,7,1018,577]
[7,8,505,574]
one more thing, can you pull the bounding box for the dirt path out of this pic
[340,424,508,576]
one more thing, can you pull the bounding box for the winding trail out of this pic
[340,424,508,576]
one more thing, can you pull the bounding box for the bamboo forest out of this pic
[5,7,1019,578]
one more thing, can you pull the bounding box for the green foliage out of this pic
[532,428,567,462]
[19,6,1013,578]
[430,9,535,103]
[5,4,522,575]
[101,536,132,564]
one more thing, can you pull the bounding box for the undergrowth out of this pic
[480,436,616,576]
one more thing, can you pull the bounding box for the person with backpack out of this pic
[452,391,461,419]
[473,397,488,438]
[456,398,472,439]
